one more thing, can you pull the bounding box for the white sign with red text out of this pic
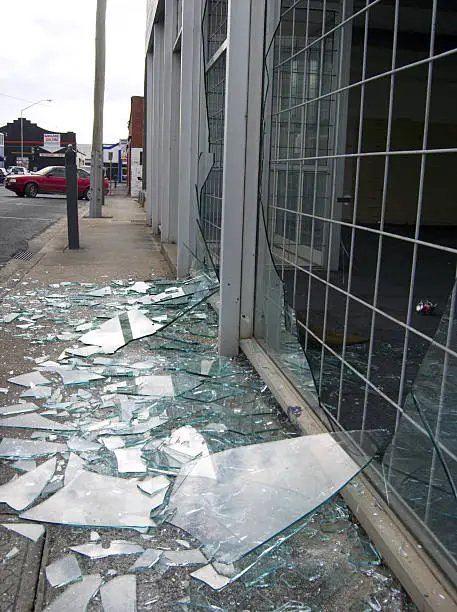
[43,133,61,153]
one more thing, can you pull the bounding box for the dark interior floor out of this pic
[281,224,457,433]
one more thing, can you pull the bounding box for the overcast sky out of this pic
[0,0,146,145]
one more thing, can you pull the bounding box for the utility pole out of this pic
[90,0,106,218]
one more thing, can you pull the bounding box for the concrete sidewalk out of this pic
[0,193,171,288]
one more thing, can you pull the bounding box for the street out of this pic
[0,185,68,265]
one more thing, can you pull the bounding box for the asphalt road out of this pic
[0,184,68,265]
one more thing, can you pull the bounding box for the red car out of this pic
[4,166,109,200]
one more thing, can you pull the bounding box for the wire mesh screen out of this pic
[198,0,227,271]
[257,0,457,576]
[206,0,228,59]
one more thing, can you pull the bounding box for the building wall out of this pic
[130,148,143,197]
[129,96,144,148]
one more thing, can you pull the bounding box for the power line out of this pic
[0,93,32,103]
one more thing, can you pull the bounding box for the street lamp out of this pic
[20,99,52,166]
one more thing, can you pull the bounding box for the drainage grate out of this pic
[13,250,34,261]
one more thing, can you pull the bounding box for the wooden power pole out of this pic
[90,0,107,218]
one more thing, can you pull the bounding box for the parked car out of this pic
[4,166,109,199]
[0,168,7,184]
[6,166,27,175]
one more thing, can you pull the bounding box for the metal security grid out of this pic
[199,0,228,269]
[206,0,228,59]
[259,0,457,575]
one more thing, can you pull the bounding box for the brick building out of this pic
[127,96,143,197]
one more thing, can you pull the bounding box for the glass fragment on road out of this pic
[0,457,56,511]
[64,453,86,485]
[45,553,82,587]
[113,447,147,473]
[21,470,157,528]
[161,548,208,567]
[190,564,231,590]
[0,413,76,432]
[79,310,164,353]
[0,438,66,458]
[169,431,387,563]
[137,475,170,496]
[0,402,39,415]
[129,548,163,572]
[44,573,102,612]
[8,371,51,387]
[70,540,144,559]
[100,575,136,612]
[1,522,45,542]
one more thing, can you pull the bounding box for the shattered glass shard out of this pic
[151,287,185,302]
[162,549,208,566]
[45,553,82,587]
[86,286,112,297]
[119,374,174,397]
[44,573,102,612]
[129,548,162,572]
[0,457,56,511]
[20,386,53,399]
[79,310,163,353]
[66,437,101,453]
[0,402,39,415]
[0,413,76,432]
[99,436,125,450]
[0,438,66,458]
[100,575,136,612]
[160,426,210,469]
[190,564,231,590]
[70,540,144,559]
[20,469,159,528]
[169,431,387,563]
[128,281,150,294]
[12,459,36,472]
[137,475,170,496]
[8,371,51,387]
[63,346,103,358]
[113,447,147,473]
[1,522,45,542]
[54,368,105,386]
[64,453,86,485]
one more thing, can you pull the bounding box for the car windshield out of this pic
[35,167,54,175]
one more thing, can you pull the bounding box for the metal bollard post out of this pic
[65,145,80,249]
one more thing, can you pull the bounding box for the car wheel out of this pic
[83,188,91,200]
[25,183,38,198]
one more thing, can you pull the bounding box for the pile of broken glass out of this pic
[0,273,402,610]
